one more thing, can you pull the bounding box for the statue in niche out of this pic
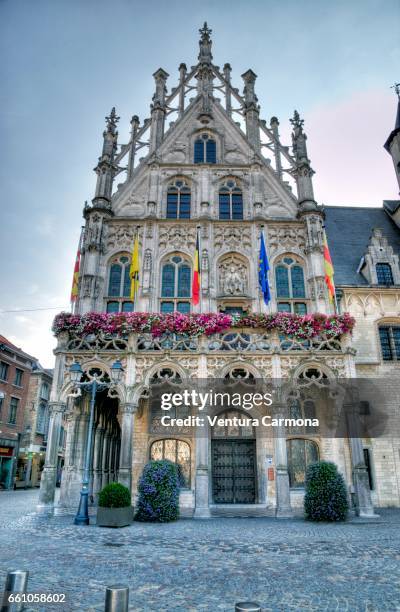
[219,257,247,295]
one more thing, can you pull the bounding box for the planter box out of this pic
[97,506,133,528]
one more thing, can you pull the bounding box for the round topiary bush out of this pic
[304,460,349,521]
[135,459,180,522]
[98,482,131,508]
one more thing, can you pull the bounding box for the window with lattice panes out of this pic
[194,133,216,164]
[287,438,319,488]
[275,256,307,314]
[379,325,400,361]
[105,254,134,313]
[166,179,191,219]
[376,263,394,286]
[150,439,191,487]
[219,179,243,220]
[160,255,191,313]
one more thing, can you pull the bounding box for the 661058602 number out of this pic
[7,593,66,604]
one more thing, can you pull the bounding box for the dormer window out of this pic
[194,133,216,163]
[376,263,394,286]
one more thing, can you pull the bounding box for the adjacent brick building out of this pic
[0,335,36,489]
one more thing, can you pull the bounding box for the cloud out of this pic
[305,89,398,206]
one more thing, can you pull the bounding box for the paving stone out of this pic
[0,490,399,611]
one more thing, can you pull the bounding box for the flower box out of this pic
[96,506,133,528]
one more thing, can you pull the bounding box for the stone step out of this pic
[210,504,275,518]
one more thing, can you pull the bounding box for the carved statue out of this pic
[219,256,247,295]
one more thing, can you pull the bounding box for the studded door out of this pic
[212,439,256,504]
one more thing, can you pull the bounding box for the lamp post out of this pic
[69,360,124,525]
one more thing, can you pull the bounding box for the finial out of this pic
[199,22,212,41]
[105,107,120,130]
[390,82,400,99]
[290,110,304,130]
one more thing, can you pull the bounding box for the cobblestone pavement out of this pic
[1,490,400,611]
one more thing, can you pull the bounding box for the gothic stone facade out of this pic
[38,25,400,517]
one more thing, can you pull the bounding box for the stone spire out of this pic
[198,22,213,64]
[290,110,317,210]
[242,69,260,152]
[149,68,169,153]
[92,107,119,208]
[384,83,400,192]
[196,22,214,115]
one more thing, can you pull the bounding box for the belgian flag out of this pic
[192,230,200,305]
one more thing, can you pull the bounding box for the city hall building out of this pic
[38,26,400,517]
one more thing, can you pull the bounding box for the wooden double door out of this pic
[212,439,256,504]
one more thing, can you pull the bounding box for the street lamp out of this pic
[69,360,124,525]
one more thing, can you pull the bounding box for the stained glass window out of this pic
[291,265,306,297]
[160,256,191,312]
[107,254,133,312]
[276,257,307,313]
[376,263,394,286]
[276,266,290,298]
[218,180,243,220]
[166,179,191,219]
[194,133,217,163]
[287,439,319,488]
[150,439,191,487]
[108,264,122,296]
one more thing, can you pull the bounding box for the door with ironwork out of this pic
[212,439,256,503]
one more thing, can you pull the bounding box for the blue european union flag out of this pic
[259,232,271,305]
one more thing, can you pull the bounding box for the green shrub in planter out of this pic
[135,459,180,522]
[98,482,131,508]
[304,461,349,522]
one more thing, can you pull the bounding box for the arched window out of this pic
[379,325,400,361]
[376,263,394,286]
[166,179,191,219]
[275,256,307,314]
[160,255,191,313]
[106,254,134,313]
[194,133,217,163]
[287,438,319,488]
[150,439,191,487]
[219,179,243,220]
[36,402,48,435]
[288,398,317,434]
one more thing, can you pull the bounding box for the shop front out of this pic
[0,442,16,490]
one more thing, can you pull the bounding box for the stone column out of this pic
[109,434,117,482]
[101,431,111,488]
[92,426,105,498]
[37,402,65,513]
[118,403,136,491]
[274,407,293,518]
[346,403,377,517]
[194,423,211,518]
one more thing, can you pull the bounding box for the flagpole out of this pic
[198,226,202,314]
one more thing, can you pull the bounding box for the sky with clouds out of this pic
[0,0,399,367]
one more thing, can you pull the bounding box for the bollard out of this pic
[235,603,261,612]
[1,570,29,612]
[104,585,129,612]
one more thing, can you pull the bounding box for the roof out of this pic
[0,334,37,363]
[383,200,400,214]
[324,206,400,286]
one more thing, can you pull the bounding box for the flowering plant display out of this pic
[52,310,355,340]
